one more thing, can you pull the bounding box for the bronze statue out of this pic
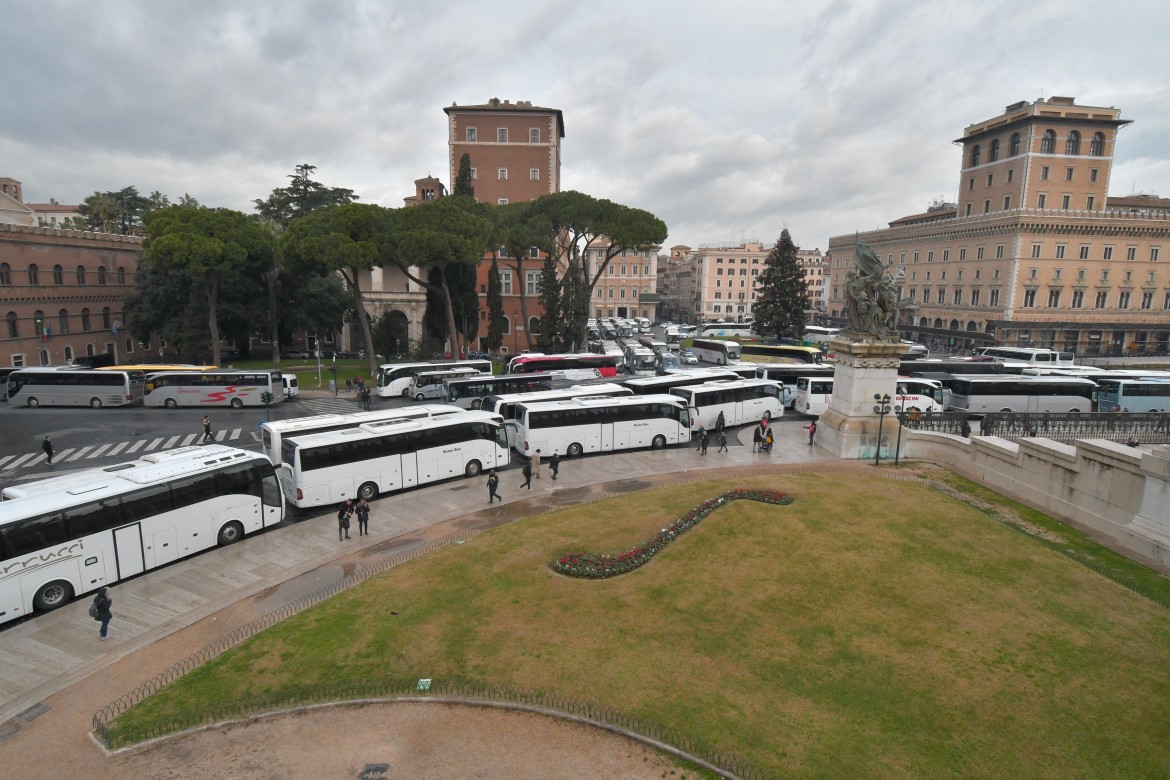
[843,238,901,339]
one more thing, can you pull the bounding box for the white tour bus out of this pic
[510,394,691,458]
[976,347,1076,366]
[697,322,754,338]
[144,370,282,408]
[375,359,493,398]
[0,445,283,623]
[483,383,634,424]
[6,368,145,408]
[279,411,510,508]
[261,404,464,465]
[636,317,652,333]
[947,375,1097,414]
[624,368,739,395]
[690,338,741,365]
[625,346,659,376]
[802,326,840,346]
[441,372,555,409]
[1095,377,1170,413]
[793,375,836,416]
[756,364,835,408]
[407,367,489,400]
[669,379,787,429]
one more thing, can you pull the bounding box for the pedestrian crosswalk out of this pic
[297,396,373,414]
[0,427,260,472]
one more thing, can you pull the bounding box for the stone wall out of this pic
[905,430,1170,566]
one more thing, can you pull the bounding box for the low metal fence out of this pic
[901,411,1170,445]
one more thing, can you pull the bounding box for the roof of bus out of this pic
[282,410,502,449]
[444,372,554,383]
[515,393,682,411]
[948,374,1097,384]
[98,364,218,371]
[668,378,781,392]
[625,369,738,385]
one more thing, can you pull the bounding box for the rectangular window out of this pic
[1004,196,1011,210]
[1053,268,1061,280]
[498,168,508,180]
[1127,246,1137,261]
[913,251,920,263]
[977,247,985,260]
[1077,269,1085,282]
[968,178,974,191]
[953,289,962,305]
[1031,243,1042,258]
[1090,168,1099,182]
[1151,247,1161,262]
[959,248,967,261]
[1061,194,1071,209]
[1141,292,1153,310]
[942,249,950,262]
[500,271,513,295]
[1103,246,1113,260]
[470,167,477,180]
[1078,245,1089,260]
[466,127,477,142]
[529,128,540,143]
[1041,166,1050,180]
[1029,268,1038,280]
[1055,245,1066,259]
[993,269,1001,280]
[987,173,994,187]
[1066,167,1074,181]
[1023,289,1036,307]
[937,289,945,304]
[989,289,1000,307]
[1086,195,1095,210]
[926,251,933,263]
[1037,193,1047,208]
[1047,290,1061,307]
[983,199,991,214]
[497,128,508,143]
[1165,292,1170,310]
[497,198,508,205]
[995,244,1004,259]
[965,203,972,216]
[970,289,980,306]
[1118,291,1131,309]
[1071,290,1084,308]
[1094,291,1108,308]
[530,168,539,180]
[1007,169,1015,183]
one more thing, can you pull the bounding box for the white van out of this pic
[282,374,300,399]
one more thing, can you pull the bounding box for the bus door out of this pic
[503,420,521,449]
[601,421,616,451]
[113,524,146,579]
[401,453,418,489]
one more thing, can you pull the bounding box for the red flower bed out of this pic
[551,489,793,579]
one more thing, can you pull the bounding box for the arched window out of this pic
[1040,129,1056,154]
[97,266,107,285]
[58,309,70,334]
[101,307,112,329]
[1010,133,1021,156]
[1065,130,1081,155]
[52,265,63,285]
[528,316,542,333]
[1090,132,1105,156]
[989,139,1000,162]
[919,317,929,328]
[76,266,86,285]
[0,263,9,285]
[33,310,44,336]
[117,267,126,285]
[63,345,74,363]
[5,311,17,339]
[81,308,92,332]
[28,264,39,285]
[501,317,511,334]
[970,145,981,167]
[933,318,944,329]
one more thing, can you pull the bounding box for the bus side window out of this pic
[64,499,124,538]
[2,513,68,557]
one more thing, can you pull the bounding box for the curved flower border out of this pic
[552,488,793,579]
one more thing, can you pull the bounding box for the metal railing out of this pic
[902,410,1170,445]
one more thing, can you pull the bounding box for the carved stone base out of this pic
[816,337,904,459]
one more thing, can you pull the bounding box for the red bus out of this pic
[504,353,620,382]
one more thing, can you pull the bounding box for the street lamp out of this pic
[873,393,891,466]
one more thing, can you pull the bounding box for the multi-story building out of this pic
[586,238,659,321]
[657,241,823,324]
[445,98,565,353]
[827,97,1170,356]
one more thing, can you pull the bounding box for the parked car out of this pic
[282,348,312,359]
[465,351,493,361]
[681,348,699,365]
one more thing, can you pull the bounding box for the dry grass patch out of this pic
[111,474,1170,779]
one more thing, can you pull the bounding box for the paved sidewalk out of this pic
[0,419,835,776]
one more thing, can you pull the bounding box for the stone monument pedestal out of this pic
[816,337,904,460]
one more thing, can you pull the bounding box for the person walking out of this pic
[92,587,113,641]
[717,430,728,453]
[531,449,542,479]
[42,436,53,465]
[487,470,502,503]
[202,415,214,443]
[715,410,726,436]
[520,461,532,490]
[695,425,706,451]
[700,430,709,455]
[806,420,817,446]
[752,426,762,453]
[764,428,775,454]
[355,498,370,536]
[961,418,972,438]
[549,452,560,480]
[337,498,354,540]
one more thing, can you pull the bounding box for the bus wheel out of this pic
[33,580,73,612]
[90,397,103,409]
[217,521,244,546]
[464,460,482,478]
[1069,408,1082,414]
[358,481,379,500]
[230,398,244,409]
[415,392,427,401]
[471,399,482,410]
[165,398,178,409]
[567,442,583,457]
[651,434,667,449]
[27,397,39,408]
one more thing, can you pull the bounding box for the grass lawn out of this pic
[109,473,1170,778]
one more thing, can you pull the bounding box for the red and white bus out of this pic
[505,353,620,382]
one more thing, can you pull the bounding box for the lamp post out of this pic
[872,393,891,466]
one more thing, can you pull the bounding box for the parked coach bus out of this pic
[668,378,787,429]
[739,343,823,365]
[375,359,492,398]
[0,445,283,623]
[6,368,144,408]
[505,353,620,381]
[756,364,835,408]
[483,383,634,423]
[261,405,463,465]
[509,394,691,458]
[407,367,488,401]
[441,372,554,409]
[623,369,739,395]
[279,411,510,508]
[946,376,1096,414]
[690,339,740,365]
[1095,377,1170,413]
[144,370,282,408]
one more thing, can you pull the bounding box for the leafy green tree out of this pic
[486,257,505,353]
[495,201,556,350]
[141,206,273,364]
[278,203,387,374]
[559,255,589,350]
[453,153,475,198]
[78,187,153,235]
[535,254,562,350]
[448,261,480,352]
[371,309,410,359]
[386,196,493,358]
[422,268,450,354]
[752,229,811,339]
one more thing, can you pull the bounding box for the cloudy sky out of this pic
[5,0,1169,252]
